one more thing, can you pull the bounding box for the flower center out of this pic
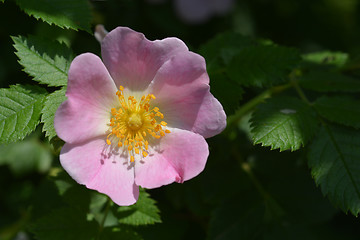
[106,86,170,162]
[127,113,143,131]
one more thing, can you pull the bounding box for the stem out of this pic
[240,161,270,200]
[97,198,111,239]
[233,147,269,199]
[226,83,291,132]
[290,77,312,105]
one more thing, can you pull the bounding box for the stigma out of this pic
[106,86,170,162]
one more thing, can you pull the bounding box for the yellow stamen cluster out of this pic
[106,86,170,162]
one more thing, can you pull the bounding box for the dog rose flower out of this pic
[54,27,226,206]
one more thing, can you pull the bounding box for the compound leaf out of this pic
[0,85,47,143]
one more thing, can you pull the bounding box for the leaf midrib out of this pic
[324,125,360,205]
[15,37,68,82]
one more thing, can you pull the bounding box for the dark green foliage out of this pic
[227,45,301,87]
[308,125,360,216]
[31,207,99,240]
[298,71,360,92]
[314,96,360,129]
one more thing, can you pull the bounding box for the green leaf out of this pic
[308,125,360,216]
[15,0,92,32]
[0,137,52,176]
[250,96,318,151]
[0,0,4,3]
[228,45,301,87]
[298,71,360,92]
[314,96,360,129]
[41,88,67,140]
[117,189,161,226]
[209,73,244,115]
[0,85,47,143]
[12,35,73,87]
[302,51,348,68]
[199,32,254,72]
[31,207,99,240]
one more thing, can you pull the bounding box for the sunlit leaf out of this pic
[0,85,47,143]
[12,35,73,87]
[117,190,161,226]
[302,51,348,68]
[15,0,92,32]
[250,96,318,151]
[41,88,67,140]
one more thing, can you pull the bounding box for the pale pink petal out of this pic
[101,27,188,91]
[134,128,209,189]
[54,53,118,144]
[60,138,138,206]
[149,51,226,138]
[191,91,227,138]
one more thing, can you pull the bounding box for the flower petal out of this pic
[101,27,188,91]
[60,138,139,206]
[54,53,118,144]
[149,51,226,138]
[134,128,209,189]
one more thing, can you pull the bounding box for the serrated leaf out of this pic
[299,71,360,92]
[250,97,318,151]
[302,51,348,68]
[228,45,301,87]
[117,190,161,226]
[31,207,99,240]
[15,0,91,32]
[308,125,360,216]
[199,32,254,72]
[41,88,67,140]
[12,35,73,87]
[0,85,47,143]
[314,96,360,129]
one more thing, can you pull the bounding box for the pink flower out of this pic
[54,27,226,206]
